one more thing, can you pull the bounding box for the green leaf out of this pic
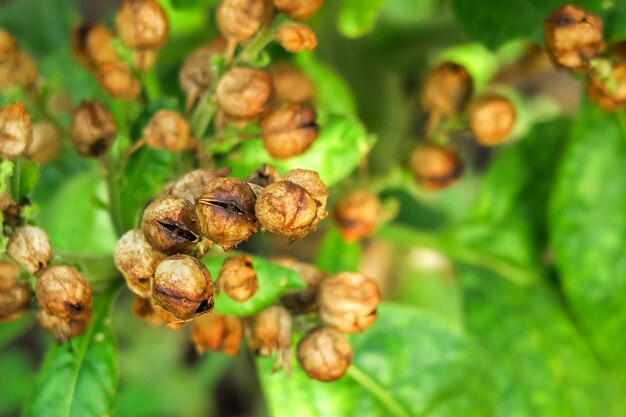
[9,159,40,203]
[0,160,14,195]
[169,0,219,8]
[23,285,120,417]
[338,0,385,38]
[0,349,36,416]
[316,227,362,274]
[0,314,34,350]
[203,255,305,316]
[258,303,495,417]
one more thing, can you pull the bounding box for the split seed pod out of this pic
[587,63,626,111]
[0,262,32,322]
[192,313,243,355]
[469,93,516,146]
[409,143,463,191]
[141,195,201,255]
[216,0,268,42]
[283,169,328,222]
[165,167,232,203]
[333,189,382,243]
[7,226,51,275]
[421,62,473,117]
[70,101,117,157]
[114,229,165,298]
[260,102,319,159]
[276,24,317,52]
[270,63,315,104]
[249,305,292,356]
[143,109,190,152]
[296,327,353,382]
[0,102,32,159]
[217,256,258,302]
[116,0,169,50]
[272,0,324,21]
[247,164,281,187]
[26,121,62,163]
[216,67,273,119]
[96,61,141,100]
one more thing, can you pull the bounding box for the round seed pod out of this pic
[587,63,626,111]
[26,121,62,163]
[296,327,352,382]
[0,262,32,322]
[165,167,232,203]
[318,272,380,333]
[97,61,141,100]
[469,93,516,146]
[247,164,281,187]
[216,0,268,42]
[143,110,190,152]
[116,0,169,50]
[216,67,273,119]
[249,305,292,356]
[544,4,604,71]
[192,313,243,355]
[114,229,165,298]
[283,168,328,222]
[272,0,323,21]
[71,23,118,70]
[0,28,18,62]
[35,265,93,341]
[7,226,51,275]
[152,254,214,321]
[270,63,315,104]
[0,102,32,159]
[179,36,227,109]
[274,256,325,314]
[132,296,163,326]
[195,177,259,251]
[141,195,201,255]
[421,62,473,117]
[217,255,258,302]
[0,52,37,89]
[260,102,319,159]
[70,101,117,157]
[276,23,317,52]
[409,143,463,191]
[333,189,381,243]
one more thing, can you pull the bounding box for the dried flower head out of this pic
[409,143,463,191]
[8,226,51,275]
[0,102,32,159]
[333,189,382,243]
[296,327,352,382]
[0,262,32,322]
[192,313,243,355]
[421,62,473,117]
[260,102,319,159]
[116,0,169,50]
[276,23,317,52]
[216,67,273,119]
[115,229,166,298]
[141,195,201,254]
[26,121,62,163]
[143,109,190,152]
[70,101,117,157]
[217,256,259,302]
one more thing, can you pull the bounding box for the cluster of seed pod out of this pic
[0,28,37,91]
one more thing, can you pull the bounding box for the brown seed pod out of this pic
[276,23,317,53]
[195,177,259,251]
[143,110,190,152]
[70,101,117,157]
[296,327,352,382]
[333,189,382,243]
[96,61,141,100]
[283,168,328,221]
[141,195,201,255]
[165,167,232,203]
[7,226,51,275]
[192,313,243,355]
[274,256,325,314]
[114,229,165,298]
[260,102,319,159]
[272,0,323,21]
[247,164,281,187]
[0,28,18,62]
[132,296,163,326]
[179,36,227,110]
[116,0,169,50]
[249,305,292,356]
[469,93,516,146]
[421,62,473,117]
[71,24,118,70]
[216,67,273,119]
[587,63,626,111]
[409,143,463,191]
[0,52,37,89]
[151,299,188,329]
[270,63,315,104]
[26,121,62,163]
[216,0,268,42]
[0,262,32,322]
[217,256,258,302]
[152,254,214,321]
[0,101,32,160]
[544,4,604,71]
[318,272,380,333]
[35,265,93,341]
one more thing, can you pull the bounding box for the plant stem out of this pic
[141,69,161,102]
[346,365,411,417]
[190,95,218,139]
[235,28,276,65]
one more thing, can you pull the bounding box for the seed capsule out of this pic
[217,256,258,302]
[296,327,352,382]
[179,36,227,110]
[141,195,201,255]
[249,305,292,356]
[469,94,516,146]
[247,164,281,187]
[333,190,381,243]
[70,101,117,157]
[216,0,268,42]
[143,110,190,152]
[132,296,163,326]
[283,169,328,222]
[270,63,315,104]
[114,229,165,298]
[318,272,380,333]
[276,24,317,52]
[26,121,62,163]
[272,0,323,21]
[0,28,18,62]
[71,23,118,70]
[97,61,141,100]
[421,62,473,117]
[260,102,319,159]
[0,262,32,322]
[192,313,243,355]
[587,63,626,111]
[544,4,604,71]
[0,102,32,159]
[409,143,463,191]
[165,167,232,203]
[116,0,169,50]
[7,226,51,275]
[195,177,259,251]
[274,256,325,314]
[36,265,93,341]
[152,254,214,321]
[216,67,273,119]
[0,52,37,89]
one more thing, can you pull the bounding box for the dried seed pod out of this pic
[272,0,323,21]
[8,226,51,275]
[26,121,62,163]
[276,23,317,52]
[152,254,214,320]
[260,102,319,159]
[296,327,352,382]
[469,93,516,146]
[421,62,473,117]
[544,4,604,70]
[216,67,273,119]
[97,61,141,100]
[195,177,259,251]
[587,63,626,111]
[318,272,380,333]
[409,143,463,191]
[116,0,169,50]
[0,52,37,89]
[192,313,243,355]
[132,296,163,325]
[333,189,381,243]
[141,195,201,254]
[114,229,165,298]
[274,256,325,314]
[71,24,118,70]
[249,305,292,356]
[151,299,187,328]
[35,265,93,341]
[143,110,190,152]
[216,0,268,42]
[70,101,117,157]
[0,28,18,62]
[247,164,281,187]
[283,168,328,221]
[0,262,32,322]
[180,36,227,110]
[0,192,16,214]
[0,102,32,159]
[217,256,258,302]
[270,63,315,104]
[165,167,232,203]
